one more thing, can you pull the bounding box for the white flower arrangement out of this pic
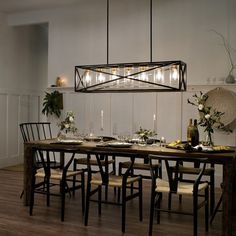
[188,92,225,145]
[58,111,77,133]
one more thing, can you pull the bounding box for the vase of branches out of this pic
[211,30,235,84]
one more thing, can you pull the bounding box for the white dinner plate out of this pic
[57,139,83,144]
[84,136,102,142]
[108,142,132,148]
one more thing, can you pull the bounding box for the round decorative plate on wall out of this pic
[205,87,236,127]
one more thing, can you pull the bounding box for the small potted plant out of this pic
[42,90,63,118]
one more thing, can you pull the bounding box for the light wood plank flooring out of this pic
[0,169,228,236]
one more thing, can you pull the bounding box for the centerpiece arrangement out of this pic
[135,127,156,143]
[187,91,225,146]
[57,111,78,140]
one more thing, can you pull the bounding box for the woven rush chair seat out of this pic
[155,178,208,195]
[177,166,214,175]
[75,157,115,166]
[120,161,160,171]
[36,167,83,180]
[119,155,161,179]
[91,173,141,187]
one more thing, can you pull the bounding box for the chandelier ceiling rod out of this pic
[107,0,153,63]
[107,0,109,64]
[150,0,152,62]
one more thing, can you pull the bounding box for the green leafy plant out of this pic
[42,91,63,118]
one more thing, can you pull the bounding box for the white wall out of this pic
[7,0,236,86]
[0,13,48,167]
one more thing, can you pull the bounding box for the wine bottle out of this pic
[187,119,193,144]
[191,119,199,146]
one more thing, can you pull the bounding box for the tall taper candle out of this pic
[101,110,104,130]
[153,114,156,132]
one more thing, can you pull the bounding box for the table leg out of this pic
[60,151,65,168]
[222,159,235,236]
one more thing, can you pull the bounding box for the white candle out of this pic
[101,110,104,130]
[153,114,156,132]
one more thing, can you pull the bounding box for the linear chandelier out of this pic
[75,61,186,92]
[74,0,187,93]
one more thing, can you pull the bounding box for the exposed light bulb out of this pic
[110,68,120,87]
[155,68,164,83]
[139,67,149,86]
[171,66,179,81]
[85,70,91,85]
[111,68,118,80]
[97,69,105,83]
[124,67,132,84]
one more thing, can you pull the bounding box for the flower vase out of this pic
[138,137,147,146]
[57,130,76,141]
[205,131,214,146]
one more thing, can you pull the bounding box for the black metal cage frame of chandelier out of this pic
[74,60,187,93]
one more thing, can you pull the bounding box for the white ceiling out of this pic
[0,0,81,14]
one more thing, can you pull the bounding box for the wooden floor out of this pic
[0,169,227,236]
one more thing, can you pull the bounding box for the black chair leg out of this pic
[46,177,50,207]
[29,175,35,216]
[112,156,117,196]
[179,194,182,203]
[168,192,172,210]
[98,185,102,215]
[84,183,91,226]
[210,193,222,224]
[117,188,121,203]
[193,195,198,236]
[118,163,122,203]
[105,164,109,201]
[72,160,77,196]
[210,174,215,215]
[61,180,66,221]
[157,194,161,224]
[149,189,156,236]
[130,169,134,195]
[205,186,209,232]
[121,185,126,233]
[81,172,85,214]
[139,178,143,221]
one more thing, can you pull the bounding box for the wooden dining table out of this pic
[23,139,236,236]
